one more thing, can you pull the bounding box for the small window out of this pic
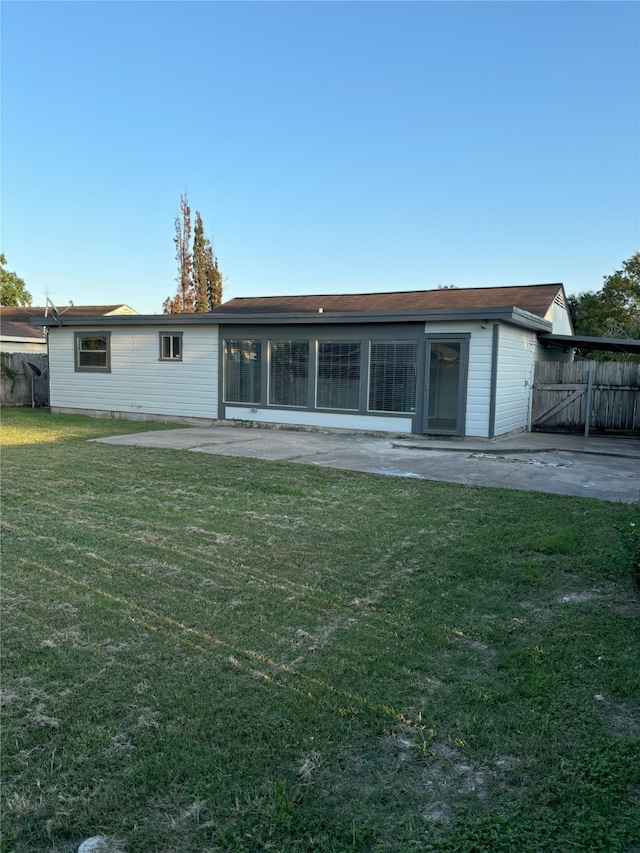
[160,333,183,361]
[75,332,111,372]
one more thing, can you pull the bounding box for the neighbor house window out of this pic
[268,341,308,406]
[74,332,111,372]
[224,339,262,403]
[368,341,418,413]
[159,333,183,361]
[317,341,360,410]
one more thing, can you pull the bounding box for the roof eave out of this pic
[36,306,552,331]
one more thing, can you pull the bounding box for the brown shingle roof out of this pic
[216,284,564,319]
[0,305,137,324]
[0,319,46,340]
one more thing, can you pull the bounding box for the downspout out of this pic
[488,323,499,439]
[44,326,51,408]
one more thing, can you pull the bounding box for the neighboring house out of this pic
[37,284,575,438]
[0,316,46,353]
[0,305,137,354]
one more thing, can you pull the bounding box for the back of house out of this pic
[38,284,574,438]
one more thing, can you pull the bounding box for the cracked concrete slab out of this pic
[93,425,640,503]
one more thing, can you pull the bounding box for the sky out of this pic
[1,1,638,315]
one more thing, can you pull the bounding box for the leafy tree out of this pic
[164,195,223,313]
[570,252,640,360]
[0,254,32,306]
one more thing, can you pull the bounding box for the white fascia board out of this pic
[1,335,46,343]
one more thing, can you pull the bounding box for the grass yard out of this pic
[1,409,639,853]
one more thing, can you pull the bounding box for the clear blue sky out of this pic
[2,1,638,314]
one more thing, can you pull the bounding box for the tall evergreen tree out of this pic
[192,212,210,312]
[163,195,223,313]
[204,239,223,310]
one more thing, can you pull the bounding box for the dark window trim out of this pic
[74,331,111,373]
[423,333,470,436]
[316,339,361,411]
[222,338,262,404]
[488,324,499,439]
[220,328,422,422]
[159,331,184,361]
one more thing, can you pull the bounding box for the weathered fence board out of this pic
[0,353,49,408]
[532,361,639,434]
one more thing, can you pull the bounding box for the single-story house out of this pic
[1,305,137,354]
[36,284,575,438]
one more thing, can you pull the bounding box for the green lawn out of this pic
[1,409,639,853]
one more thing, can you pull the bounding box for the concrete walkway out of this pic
[94,425,640,504]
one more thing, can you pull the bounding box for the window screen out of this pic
[224,339,262,403]
[317,341,360,410]
[368,341,418,413]
[268,341,308,406]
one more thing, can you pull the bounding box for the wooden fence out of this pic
[532,360,639,435]
[0,352,49,408]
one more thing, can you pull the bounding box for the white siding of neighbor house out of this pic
[48,326,218,419]
[493,326,536,435]
[0,339,47,354]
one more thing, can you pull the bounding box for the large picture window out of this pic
[269,341,308,406]
[317,341,360,410]
[224,339,262,403]
[368,341,418,413]
[74,333,111,372]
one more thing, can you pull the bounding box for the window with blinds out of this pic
[223,339,262,403]
[316,341,360,410]
[268,341,308,406]
[368,341,418,413]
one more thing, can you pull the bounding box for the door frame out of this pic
[423,334,470,436]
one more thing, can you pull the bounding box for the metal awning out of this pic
[538,333,640,355]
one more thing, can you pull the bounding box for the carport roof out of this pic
[539,333,640,355]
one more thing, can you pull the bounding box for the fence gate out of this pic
[532,361,640,435]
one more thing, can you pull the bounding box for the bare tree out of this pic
[163,194,195,313]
